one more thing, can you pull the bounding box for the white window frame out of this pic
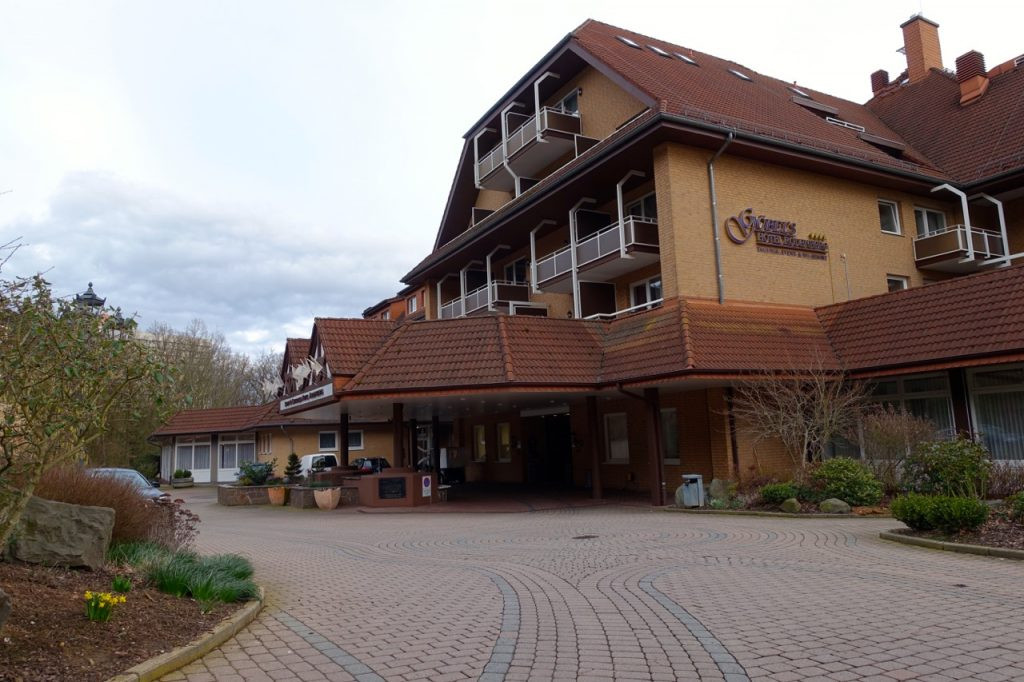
[629,275,663,308]
[407,296,418,314]
[914,206,947,238]
[870,373,954,436]
[886,275,909,292]
[348,429,365,451]
[258,432,272,456]
[219,433,256,470]
[174,436,211,476]
[878,199,901,235]
[472,424,487,462]
[604,413,630,463]
[660,408,680,464]
[319,431,338,452]
[967,364,1024,462]
[626,192,658,221]
[555,90,579,116]
[503,258,528,284]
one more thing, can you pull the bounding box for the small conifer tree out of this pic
[284,453,302,483]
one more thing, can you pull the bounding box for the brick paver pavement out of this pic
[162,489,1024,681]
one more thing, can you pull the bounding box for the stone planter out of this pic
[171,477,194,488]
[288,487,317,509]
[314,487,342,510]
[267,486,288,506]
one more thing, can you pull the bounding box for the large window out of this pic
[970,366,1024,461]
[348,430,364,451]
[604,413,629,463]
[871,374,953,435]
[630,276,662,308]
[175,436,210,472]
[878,200,901,235]
[473,424,487,462]
[220,433,256,470]
[661,408,679,464]
[497,423,512,462]
[319,431,338,451]
[626,193,658,221]
[914,207,947,237]
[504,258,528,284]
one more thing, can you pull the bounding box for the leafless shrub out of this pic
[856,405,940,494]
[988,460,1024,499]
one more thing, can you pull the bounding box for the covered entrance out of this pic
[522,413,573,487]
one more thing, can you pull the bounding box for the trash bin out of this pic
[680,474,704,508]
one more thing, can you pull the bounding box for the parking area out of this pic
[163,488,1024,681]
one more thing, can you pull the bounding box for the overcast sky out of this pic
[2,0,1020,355]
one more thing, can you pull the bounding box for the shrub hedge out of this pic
[810,458,883,506]
[891,493,989,533]
[759,482,799,506]
[903,438,991,498]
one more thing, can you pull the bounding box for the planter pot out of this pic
[314,487,342,510]
[171,477,194,488]
[267,486,288,506]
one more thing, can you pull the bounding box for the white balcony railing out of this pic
[535,216,659,285]
[913,224,1005,262]
[584,298,665,321]
[440,281,532,318]
[439,298,464,320]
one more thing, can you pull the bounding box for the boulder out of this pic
[780,497,801,513]
[819,498,852,514]
[9,496,114,570]
[0,585,10,630]
[707,478,735,502]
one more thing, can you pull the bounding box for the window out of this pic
[175,436,210,473]
[473,424,487,462]
[630,275,663,308]
[970,366,1024,461]
[219,433,256,470]
[728,68,752,81]
[647,45,671,58]
[788,85,811,98]
[604,413,629,462]
[381,310,390,320]
[886,275,909,292]
[870,374,953,435]
[660,408,679,464]
[555,91,579,116]
[407,296,418,314]
[258,432,272,456]
[878,200,901,235]
[673,52,698,66]
[914,207,946,237]
[616,36,641,49]
[626,193,658,221]
[348,430,364,451]
[319,431,338,451]
[497,423,512,462]
[504,258,528,284]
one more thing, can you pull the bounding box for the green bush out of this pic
[237,459,276,486]
[811,458,883,506]
[891,494,989,533]
[172,468,192,479]
[110,541,258,606]
[903,438,991,498]
[202,554,254,580]
[759,482,799,505]
[1004,491,1024,522]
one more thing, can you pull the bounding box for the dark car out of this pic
[351,457,390,474]
[89,468,170,502]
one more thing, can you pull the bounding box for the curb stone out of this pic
[105,586,264,682]
[662,507,893,519]
[879,531,1024,560]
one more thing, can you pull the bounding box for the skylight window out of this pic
[647,45,671,58]
[674,52,698,66]
[616,36,641,49]
[825,116,866,133]
[788,85,811,98]
[729,68,752,81]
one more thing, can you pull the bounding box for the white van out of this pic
[299,453,338,477]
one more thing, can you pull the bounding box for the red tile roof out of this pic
[868,65,1024,183]
[816,263,1024,371]
[283,338,310,369]
[314,318,396,376]
[151,404,269,437]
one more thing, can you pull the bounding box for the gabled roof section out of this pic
[816,263,1024,371]
[283,338,310,371]
[313,318,397,377]
[867,64,1024,184]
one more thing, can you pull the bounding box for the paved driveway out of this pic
[163,489,1024,681]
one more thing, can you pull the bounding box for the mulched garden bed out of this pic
[0,560,239,682]
[896,514,1024,551]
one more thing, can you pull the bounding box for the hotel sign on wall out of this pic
[725,208,828,260]
[280,382,334,411]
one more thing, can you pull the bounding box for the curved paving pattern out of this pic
[163,491,1024,682]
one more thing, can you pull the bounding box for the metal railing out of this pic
[441,281,533,318]
[439,298,464,320]
[913,224,1006,262]
[535,216,659,285]
[506,107,582,158]
[535,245,573,284]
[476,143,505,180]
[584,298,665,321]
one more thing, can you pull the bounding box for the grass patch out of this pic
[109,542,257,606]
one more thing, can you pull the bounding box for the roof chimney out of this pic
[900,14,942,84]
[956,50,989,105]
[870,69,890,95]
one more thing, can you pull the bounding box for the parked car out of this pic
[299,453,339,477]
[88,467,169,502]
[351,457,390,474]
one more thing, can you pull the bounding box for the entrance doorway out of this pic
[522,414,573,487]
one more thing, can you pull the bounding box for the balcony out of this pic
[439,281,533,319]
[914,225,1006,273]
[535,216,661,293]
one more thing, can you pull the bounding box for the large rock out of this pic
[707,478,736,503]
[819,498,852,514]
[780,498,801,513]
[10,496,114,570]
[0,585,10,630]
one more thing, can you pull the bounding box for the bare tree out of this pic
[731,364,870,469]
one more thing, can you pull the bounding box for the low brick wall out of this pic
[339,486,360,506]
[217,485,271,506]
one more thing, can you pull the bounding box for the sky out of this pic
[2,0,1021,355]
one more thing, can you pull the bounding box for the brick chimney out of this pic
[870,69,890,95]
[956,50,989,105]
[901,14,942,84]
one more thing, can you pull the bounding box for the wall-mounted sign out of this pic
[379,476,407,500]
[725,208,828,260]
[279,382,334,412]
[421,475,432,498]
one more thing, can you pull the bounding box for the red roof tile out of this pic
[151,404,270,437]
[314,318,396,376]
[283,338,310,370]
[816,263,1024,371]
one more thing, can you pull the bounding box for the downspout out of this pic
[616,170,645,258]
[931,183,974,260]
[708,132,735,305]
[569,197,596,319]
[533,72,559,140]
[530,219,555,294]
[485,245,509,311]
